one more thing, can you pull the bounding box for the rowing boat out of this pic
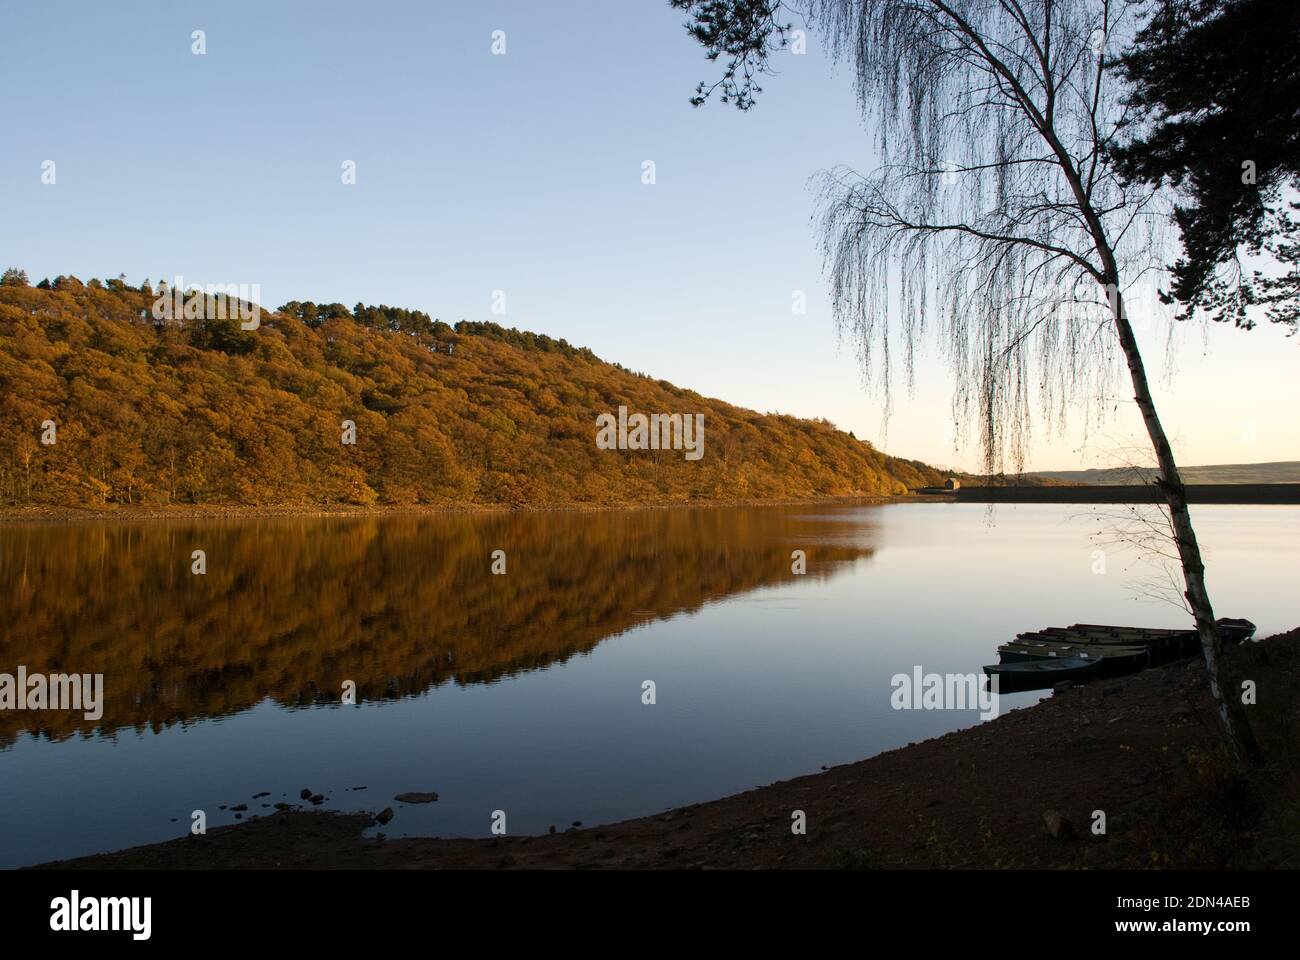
[983,655,1103,687]
[982,617,1255,691]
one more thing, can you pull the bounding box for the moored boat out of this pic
[983,617,1255,691]
[982,655,1103,690]
[998,639,1149,663]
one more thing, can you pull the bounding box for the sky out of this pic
[1,0,1295,471]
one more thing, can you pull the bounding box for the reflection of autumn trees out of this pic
[0,508,875,744]
[0,280,943,507]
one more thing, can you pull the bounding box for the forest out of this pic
[0,273,944,508]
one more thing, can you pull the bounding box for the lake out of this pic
[1,502,1296,867]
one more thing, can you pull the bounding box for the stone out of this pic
[394,792,439,804]
[1043,809,1074,841]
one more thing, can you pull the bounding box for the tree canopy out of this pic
[1112,0,1300,334]
[0,279,942,509]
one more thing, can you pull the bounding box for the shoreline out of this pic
[32,626,1300,870]
[5,487,1296,524]
[0,493,951,524]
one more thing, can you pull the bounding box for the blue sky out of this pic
[2,0,1295,470]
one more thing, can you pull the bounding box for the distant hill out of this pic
[951,473,1069,487]
[1025,462,1300,485]
[0,276,944,508]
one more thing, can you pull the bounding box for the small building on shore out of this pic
[916,477,962,495]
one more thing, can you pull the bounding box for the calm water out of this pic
[1,502,1296,867]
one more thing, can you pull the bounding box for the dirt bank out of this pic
[35,628,1300,870]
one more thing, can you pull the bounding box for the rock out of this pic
[394,791,439,804]
[274,802,294,810]
[300,788,313,799]
[374,808,395,825]
[230,804,248,812]
[548,825,556,834]
[309,794,324,805]
[252,792,270,799]
[1052,680,1073,693]
[1043,809,1074,841]
[571,821,582,828]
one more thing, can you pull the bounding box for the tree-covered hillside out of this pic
[0,274,943,507]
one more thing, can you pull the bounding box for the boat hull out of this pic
[983,655,1103,692]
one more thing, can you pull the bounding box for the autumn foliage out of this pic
[0,276,943,507]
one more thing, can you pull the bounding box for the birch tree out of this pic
[674,0,1261,761]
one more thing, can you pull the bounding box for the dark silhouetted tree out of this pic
[1111,0,1300,334]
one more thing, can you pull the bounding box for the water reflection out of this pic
[2,503,1297,867]
[0,507,874,747]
